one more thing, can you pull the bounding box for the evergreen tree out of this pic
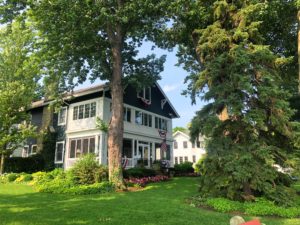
[173,1,299,204]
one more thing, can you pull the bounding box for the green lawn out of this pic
[0,178,299,225]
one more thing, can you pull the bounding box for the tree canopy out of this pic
[0,21,39,173]
[0,0,170,187]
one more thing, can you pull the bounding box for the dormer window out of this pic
[137,87,151,102]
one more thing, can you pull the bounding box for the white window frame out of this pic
[69,136,96,159]
[72,101,97,121]
[155,117,168,131]
[135,111,152,127]
[174,141,178,149]
[58,107,67,126]
[137,87,151,101]
[124,107,131,123]
[22,145,29,158]
[30,144,38,155]
[183,141,188,149]
[55,141,65,164]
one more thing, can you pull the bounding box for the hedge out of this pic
[4,154,44,173]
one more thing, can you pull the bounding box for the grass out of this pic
[0,178,299,225]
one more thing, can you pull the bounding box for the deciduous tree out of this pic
[0,21,39,174]
[5,0,169,187]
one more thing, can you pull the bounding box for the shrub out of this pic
[65,182,114,195]
[6,173,19,182]
[123,167,156,178]
[189,196,300,218]
[174,161,194,175]
[264,185,296,207]
[70,154,108,185]
[206,198,242,213]
[15,173,33,183]
[124,175,170,187]
[31,171,48,185]
[36,176,114,195]
[4,154,44,173]
[0,175,6,183]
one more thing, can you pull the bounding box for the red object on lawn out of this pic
[241,220,261,225]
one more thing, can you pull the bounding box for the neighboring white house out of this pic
[173,130,206,165]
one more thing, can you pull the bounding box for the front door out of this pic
[138,143,150,167]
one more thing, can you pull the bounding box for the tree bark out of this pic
[107,23,125,189]
[298,10,300,94]
[0,153,5,175]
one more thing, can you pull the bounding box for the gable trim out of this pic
[155,82,180,118]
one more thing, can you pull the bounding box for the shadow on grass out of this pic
[0,178,206,225]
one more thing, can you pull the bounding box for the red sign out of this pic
[241,220,261,225]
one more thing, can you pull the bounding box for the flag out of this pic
[161,140,167,152]
[158,129,167,151]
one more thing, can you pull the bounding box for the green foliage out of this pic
[0,20,40,173]
[194,155,206,175]
[172,127,186,133]
[173,0,300,204]
[32,167,113,195]
[6,173,19,182]
[190,196,300,218]
[41,130,57,171]
[70,154,108,185]
[4,155,45,173]
[14,173,33,183]
[206,198,242,213]
[38,182,115,195]
[244,198,300,218]
[96,117,109,133]
[174,162,194,175]
[123,168,157,179]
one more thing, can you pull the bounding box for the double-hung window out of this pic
[155,117,168,131]
[124,107,131,122]
[55,142,65,163]
[137,87,151,101]
[73,102,96,120]
[183,141,188,148]
[58,107,67,125]
[135,111,152,127]
[31,145,37,155]
[174,141,178,149]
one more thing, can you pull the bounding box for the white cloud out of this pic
[162,84,181,93]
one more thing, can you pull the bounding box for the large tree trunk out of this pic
[0,153,5,175]
[298,10,300,94]
[107,23,125,189]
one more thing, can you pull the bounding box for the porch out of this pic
[122,138,171,169]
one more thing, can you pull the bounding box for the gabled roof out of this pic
[173,130,190,138]
[155,82,180,118]
[30,82,179,119]
[30,84,106,109]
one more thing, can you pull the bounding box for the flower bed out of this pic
[125,175,170,187]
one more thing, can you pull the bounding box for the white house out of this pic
[172,130,206,165]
